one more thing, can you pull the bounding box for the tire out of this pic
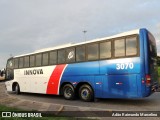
[63,84,75,100]
[15,84,20,95]
[79,84,94,102]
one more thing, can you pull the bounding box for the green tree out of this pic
[157,56,160,66]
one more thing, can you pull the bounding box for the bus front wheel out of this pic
[15,84,20,95]
[63,84,75,100]
[79,84,94,102]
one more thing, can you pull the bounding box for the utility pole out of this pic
[82,30,87,42]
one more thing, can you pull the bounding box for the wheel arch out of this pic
[12,82,19,91]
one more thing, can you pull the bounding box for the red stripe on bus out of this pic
[46,64,66,94]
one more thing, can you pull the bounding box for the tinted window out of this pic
[14,58,19,69]
[58,49,65,64]
[19,57,24,68]
[76,46,85,62]
[126,37,137,56]
[66,48,75,63]
[42,53,49,66]
[24,56,29,68]
[114,39,125,57]
[87,43,99,60]
[100,41,111,59]
[49,51,57,65]
[148,33,157,57]
[30,55,35,67]
[7,59,14,68]
[36,54,42,66]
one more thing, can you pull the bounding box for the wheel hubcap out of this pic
[65,88,72,97]
[81,89,89,98]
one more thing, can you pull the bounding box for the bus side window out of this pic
[66,47,75,63]
[24,56,29,68]
[100,41,111,59]
[76,45,85,62]
[42,52,49,66]
[19,57,24,68]
[14,58,19,69]
[87,43,99,61]
[126,37,137,56]
[58,49,65,64]
[49,51,57,65]
[36,54,42,67]
[114,39,125,57]
[30,55,35,67]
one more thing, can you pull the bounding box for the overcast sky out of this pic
[0,0,160,69]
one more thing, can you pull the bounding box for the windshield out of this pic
[7,59,14,68]
[6,58,14,80]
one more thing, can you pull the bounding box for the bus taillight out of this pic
[146,75,151,86]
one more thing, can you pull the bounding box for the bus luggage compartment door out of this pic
[107,74,138,98]
[94,76,104,98]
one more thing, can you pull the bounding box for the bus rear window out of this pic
[148,33,157,57]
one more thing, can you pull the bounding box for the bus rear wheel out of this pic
[79,84,94,102]
[15,84,20,95]
[63,84,75,100]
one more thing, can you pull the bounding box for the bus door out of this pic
[5,58,14,80]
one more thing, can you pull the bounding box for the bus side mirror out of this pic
[0,69,5,77]
[3,68,6,75]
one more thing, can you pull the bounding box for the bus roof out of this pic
[14,28,140,58]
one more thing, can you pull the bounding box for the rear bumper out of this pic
[151,84,159,92]
[144,83,159,97]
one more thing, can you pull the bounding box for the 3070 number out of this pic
[116,63,134,70]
